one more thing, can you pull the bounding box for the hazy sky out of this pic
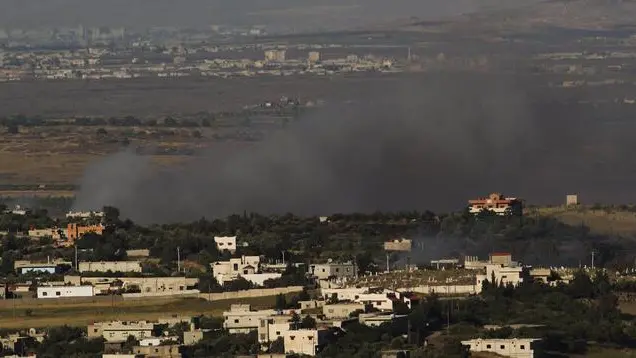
[0,0,538,32]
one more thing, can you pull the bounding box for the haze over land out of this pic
[73,74,636,223]
[0,0,540,32]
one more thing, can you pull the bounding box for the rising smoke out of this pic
[73,74,602,224]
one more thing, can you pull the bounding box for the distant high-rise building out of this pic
[264,49,286,62]
[308,51,320,63]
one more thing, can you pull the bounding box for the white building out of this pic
[66,211,104,219]
[283,329,329,356]
[79,261,142,273]
[354,293,395,311]
[461,338,541,358]
[88,320,154,342]
[222,304,278,334]
[322,303,365,319]
[211,256,261,284]
[37,285,94,299]
[320,287,368,301]
[214,236,237,253]
[310,262,357,280]
[258,315,293,344]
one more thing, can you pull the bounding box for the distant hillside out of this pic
[400,0,636,34]
[532,206,636,236]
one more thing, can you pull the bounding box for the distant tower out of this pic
[566,194,579,206]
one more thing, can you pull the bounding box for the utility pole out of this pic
[281,251,286,265]
[591,250,596,269]
[386,253,390,273]
[177,246,181,274]
[75,245,78,270]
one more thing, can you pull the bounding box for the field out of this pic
[0,294,287,329]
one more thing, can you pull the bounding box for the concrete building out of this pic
[211,256,261,284]
[566,194,579,206]
[88,321,154,342]
[490,253,513,267]
[222,304,277,334]
[79,261,142,273]
[14,260,71,275]
[126,249,150,258]
[322,303,365,319]
[214,236,237,253]
[299,300,326,310]
[28,228,62,240]
[461,338,541,358]
[74,276,198,295]
[258,315,293,344]
[310,262,357,280]
[320,287,368,301]
[478,264,525,287]
[264,49,286,62]
[308,51,320,63]
[64,223,104,245]
[133,344,181,358]
[354,293,395,311]
[37,285,94,298]
[66,210,104,219]
[384,238,412,252]
[468,193,522,216]
[283,329,329,356]
[359,313,408,328]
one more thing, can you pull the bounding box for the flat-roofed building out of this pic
[222,304,278,334]
[310,262,357,280]
[461,338,541,358]
[133,344,181,358]
[37,285,94,298]
[88,320,154,342]
[258,315,293,344]
[283,329,330,356]
[79,261,142,273]
[384,238,412,252]
[322,303,365,319]
[211,256,261,284]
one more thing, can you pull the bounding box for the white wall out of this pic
[242,273,282,286]
[37,286,94,298]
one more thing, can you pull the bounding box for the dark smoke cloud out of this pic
[73,74,562,224]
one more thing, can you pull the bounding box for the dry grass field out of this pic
[0,294,285,329]
[532,207,636,236]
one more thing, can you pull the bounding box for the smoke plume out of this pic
[72,74,617,224]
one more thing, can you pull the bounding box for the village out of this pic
[1,193,633,357]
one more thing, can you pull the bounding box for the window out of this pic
[55,291,61,296]
[93,329,98,333]
[179,286,184,290]
[308,336,313,340]
[234,319,239,323]
[42,292,48,296]
[219,243,224,246]
[520,345,525,350]
[335,268,340,272]
[155,349,159,353]
[233,264,239,271]
[276,331,280,335]
[500,345,505,349]
[322,268,326,272]
[290,335,296,340]
[260,321,266,328]
[486,345,491,349]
